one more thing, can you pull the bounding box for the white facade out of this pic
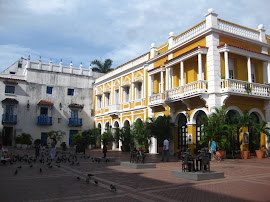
[0,57,103,147]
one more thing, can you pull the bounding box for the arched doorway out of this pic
[196,111,207,150]
[178,114,187,152]
[249,112,260,153]
[226,110,240,156]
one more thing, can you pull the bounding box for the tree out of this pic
[147,115,173,147]
[46,131,63,144]
[252,120,270,151]
[98,129,115,146]
[115,125,134,151]
[91,58,113,73]
[131,119,149,150]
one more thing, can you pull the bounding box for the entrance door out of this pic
[178,114,187,152]
[5,105,14,122]
[41,133,47,146]
[3,127,13,146]
[69,130,78,146]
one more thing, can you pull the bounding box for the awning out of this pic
[68,103,84,109]
[1,98,19,104]
[37,100,54,106]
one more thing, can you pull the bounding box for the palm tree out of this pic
[252,120,270,151]
[91,58,113,73]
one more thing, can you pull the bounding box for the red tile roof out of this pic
[68,103,83,109]
[37,100,54,106]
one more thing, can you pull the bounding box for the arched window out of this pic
[196,111,206,146]
[178,114,187,151]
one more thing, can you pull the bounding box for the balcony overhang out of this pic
[3,80,18,85]
[37,100,54,107]
[2,98,19,104]
[165,46,208,68]
[218,43,270,62]
[68,103,84,109]
[148,65,165,76]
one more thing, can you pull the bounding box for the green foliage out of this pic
[34,139,41,145]
[17,133,33,145]
[251,120,270,150]
[99,129,115,145]
[116,125,134,150]
[72,129,99,146]
[91,58,113,73]
[147,115,173,147]
[131,119,149,148]
[46,130,63,143]
[244,83,252,94]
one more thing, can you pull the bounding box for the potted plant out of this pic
[20,133,33,149]
[147,115,173,154]
[116,126,134,152]
[235,111,255,159]
[252,120,270,159]
[99,129,115,150]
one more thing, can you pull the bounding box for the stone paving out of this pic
[0,147,270,202]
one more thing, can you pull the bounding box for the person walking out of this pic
[210,138,221,161]
[161,138,170,162]
[50,138,56,160]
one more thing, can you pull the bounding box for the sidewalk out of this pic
[1,147,270,201]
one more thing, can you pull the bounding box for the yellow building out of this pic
[94,8,270,155]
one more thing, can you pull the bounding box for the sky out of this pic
[0,0,270,72]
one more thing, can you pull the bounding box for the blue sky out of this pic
[0,0,270,72]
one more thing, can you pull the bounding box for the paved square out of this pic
[1,148,270,201]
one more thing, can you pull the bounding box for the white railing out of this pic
[108,104,120,112]
[218,19,260,41]
[149,93,164,105]
[166,80,208,100]
[221,79,270,97]
[174,21,206,46]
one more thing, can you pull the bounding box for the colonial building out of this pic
[0,57,102,147]
[94,9,270,154]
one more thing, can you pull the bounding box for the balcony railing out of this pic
[108,104,120,112]
[166,80,208,101]
[68,118,82,127]
[2,114,17,124]
[37,115,52,125]
[221,79,270,97]
[149,93,165,106]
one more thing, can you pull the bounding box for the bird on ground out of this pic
[30,165,33,168]
[47,162,51,166]
[86,178,89,184]
[40,168,42,173]
[76,162,79,165]
[14,169,18,175]
[10,161,13,165]
[94,180,98,185]
[56,165,60,168]
[77,177,80,180]
[88,174,94,177]
[48,165,53,168]
[17,166,22,169]
[110,184,117,192]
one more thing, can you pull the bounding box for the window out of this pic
[115,89,119,104]
[71,109,78,118]
[5,85,15,94]
[124,86,130,102]
[40,107,48,115]
[67,88,74,96]
[105,93,110,106]
[97,95,102,108]
[229,59,235,79]
[251,64,256,83]
[135,82,142,100]
[10,72,16,74]
[47,86,53,94]
[229,70,234,79]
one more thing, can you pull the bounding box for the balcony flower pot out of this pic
[255,150,265,159]
[241,151,250,159]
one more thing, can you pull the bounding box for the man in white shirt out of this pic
[161,138,170,162]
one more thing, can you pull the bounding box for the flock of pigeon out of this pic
[9,150,117,192]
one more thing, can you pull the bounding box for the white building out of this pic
[0,56,102,147]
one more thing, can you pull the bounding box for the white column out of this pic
[111,81,113,105]
[205,8,218,29]
[160,70,164,93]
[180,61,184,86]
[247,57,252,83]
[166,68,169,90]
[198,53,202,80]
[258,24,266,43]
[131,72,134,101]
[224,51,229,79]
[268,62,270,84]
[150,43,156,59]
[79,63,83,75]
[168,32,175,49]
[59,60,63,72]
[120,77,123,103]
[148,74,152,96]
[170,68,174,88]
[143,67,146,98]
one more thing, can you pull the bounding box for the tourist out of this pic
[50,138,56,160]
[161,138,170,162]
[210,138,221,161]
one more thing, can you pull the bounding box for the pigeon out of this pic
[47,162,51,166]
[40,168,42,173]
[75,162,79,165]
[86,178,89,184]
[88,174,94,177]
[77,177,80,180]
[94,180,98,185]
[110,184,117,191]
[48,165,53,168]
[10,161,13,165]
[17,166,22,169]
[30,165,33,168]
[14,169,18,175]
[56,165,60,168]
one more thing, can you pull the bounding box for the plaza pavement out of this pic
[0,147,270,202]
